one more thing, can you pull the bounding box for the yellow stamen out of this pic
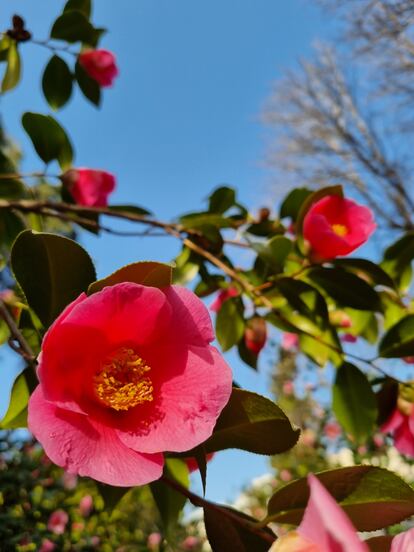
[332,223,348,237]
[94,347,153,411]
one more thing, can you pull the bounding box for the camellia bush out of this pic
[3,2,414,551]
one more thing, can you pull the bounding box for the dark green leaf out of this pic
[42,55,73,110]
[279,187,312,221]
[51,10,95,44]
[107,204,151,216]
[381,232,414,290]
[2,41,20,93]
[150,460,189,534]
[208,186,236,214]
[22,112,73,169]
[215,297,245,351]
[0,210,26,248]
[0,372,29,429]
[238,338,258,370]
[11,230,96,327]
[180,212,236,229]
[379,314,414,357]
[97,483,131,511]
[204,506,275,552]
[333,363,377,443]
[75,61,101,106]
[274,278,329,327]
[64,0,91,18]
[306,267,382,311]
[172,248,200,285]
[200,388,300,455]
[266,466,414,531]
[88,261,173,294]
[0,178,25,199]
[251,236,293,273]
[332,259,395,289]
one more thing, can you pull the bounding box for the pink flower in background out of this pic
[47,510,69,535]
[79,494,94,517]
[182,536,200,550]
[78,49,118,87]
[282,380,294,396]
[324,421,341,440]
[244,317,267,355]
[279,469,292,482]
[281,332,299,352]
[90,536,100,547]
[28,283,232,486]
[62,472,78,490]
[341,333,357,343]
[62,168,116,207]
[147,532,162,550]
[185,452,215,473]
[303,195,376,260]
[209,286,239,312]
[403,357,414,364]
[381,400,414,457]
[39,539,56,552]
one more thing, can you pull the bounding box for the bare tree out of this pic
[263,1,414,229]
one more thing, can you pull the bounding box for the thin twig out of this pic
[0,300,36,368]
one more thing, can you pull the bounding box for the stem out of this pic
[0,300,37,368]
[30,38,78,57]
[160,475,275,545]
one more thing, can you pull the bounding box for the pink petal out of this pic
[298,474,368,552]
[117,345,232,453]
[28,386,163,486]
[381,408,406,434]
[391,527,414,551]
[164,285,214,344]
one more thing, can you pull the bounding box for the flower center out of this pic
[331,223,348,237]
[94,347,154,411]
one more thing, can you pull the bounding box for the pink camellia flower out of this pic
[79,494,93,517]
[281,332,299,352]
[209,286,239,312]
[324,421,341,440]
[39,539,56,552]
[270,474,414,551]
[381,398,414,457]
[147,532,162,550]
[185,452,215,473]
[47,510,69,535]
[62,168,116,207]
[182,536,200,550]
[404,357,414,364]
[244,317,267,355]
[282,380,294,396]
[303,195,376,260]
[341,333,358,343]
[28,283,232,486]
[78,49,118,87]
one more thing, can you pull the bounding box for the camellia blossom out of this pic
[79,494,93,517]
[28,282,232,486]
[270,474,414,551]
[381,398,414,457]
[47,510,69,535]
[244,317,267,355]
[303,195,376,260]
[281,332,299,352]
[209,286,239,312]
[78,49,118,87]
[39,539,56,552]
[62,168,116,207]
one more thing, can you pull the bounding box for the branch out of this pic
[0,300,37,368]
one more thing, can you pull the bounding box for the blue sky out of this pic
[1,0,330,502]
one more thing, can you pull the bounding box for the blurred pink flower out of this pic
[280,469,292,482]
[281,332,299,351]
[78,49,119,87]
[381,400,414,457]
[62,472,78,490]
[341,333,357,343]
[39,539,56,552]
[403,357,414,364]
[209,286,239,312]
[47,509,69,535]
[147,532,162,550]
[79,494,93,517]
[282,380,294,396]
[182,536,199,550]
[373,434,384,448]
[324,421,341,440]
[91,536,100,547]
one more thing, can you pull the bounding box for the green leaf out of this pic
[274,278,329,327]
[22,112,73,169]
[199,388,300,455]
[299,329,343,367]
[0,178,25,199]
[266,466,414,531]
[306,267,382,311]
[279,187,312,221]
[64,0,92,18]
[215,297,245,352]
[238,338,258,370]
[75,61,101,107]
[204,506,275,552]
[332,363,377,443]
[332,259,395,289]
[88,261,173,294]
[11,230,96,327]
[2,41,20,93]
[251,236,293,273]
[172,248,200,285]
[208,186,236,214]
[379,314,414,357]
[0,372,29,429]
[296,185,343,235]
[51,10,95,44]
[150,459,189,534]
[97,483,131,511]
[179,212,235,229]
[42,55,73,110]
[0,210,26,248]
[107,204,151,216]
